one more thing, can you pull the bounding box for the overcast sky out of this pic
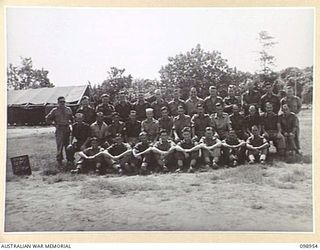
[6,7,314,86]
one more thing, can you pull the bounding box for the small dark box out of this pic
[10,155,32,176]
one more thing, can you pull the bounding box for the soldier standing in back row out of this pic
[203,85,223,115]
[261,82,280,114]
[242,80,261,115]
[280,86,302,154]
[46,96,73,165]
[76,96,96,125]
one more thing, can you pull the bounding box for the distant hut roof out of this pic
[7,85,89,106]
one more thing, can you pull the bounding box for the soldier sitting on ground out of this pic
[151,129,176,173]
[221,129,246,167]
[132,132,154,175]
[105,133,137,176]
[261,102,286,157]
[66,113,91,167]
[246,125,269,165]
[71,137,111,174]
[245,105,261,135]
[279,103,299,160]
[175,127,202,173]
[199,127,221,169]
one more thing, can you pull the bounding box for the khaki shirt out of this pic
[211,113,231,133]
[173,114,191,138]
[90,121,109,140]
[185,97,204,115]
[141,118,159,141]
[46,106,73,126]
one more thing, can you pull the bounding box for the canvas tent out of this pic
[7,85,91,125]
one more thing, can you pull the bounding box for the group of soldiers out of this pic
[45,80,302,175]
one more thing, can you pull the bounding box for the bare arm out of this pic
[132,147,152,157]
[201,140,222,150]
[78,151,89,159]
[113,149,132,160]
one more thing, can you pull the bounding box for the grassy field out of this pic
[5,109,313,231]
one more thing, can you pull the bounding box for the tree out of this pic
[280,66,313,98]
[257,31,278,76]
[159,44,233,99]
[100,67,133,100]
[7,57,54,90]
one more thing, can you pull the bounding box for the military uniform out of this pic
[246,135,268,161]
[125,119,141,145]
[175,139,199,170]
[242,90,261,115]
[133,100,151,121]
[279,112,298,151]
[158,116,174,136]
[245,113,261,133]
[280,96,302,150]
[133,141,153,171]
[222,135,246,164]
[261,93,280,114]
[191,114,212,138]
[185,97,204,116]
[90,121,109,148]
[46,106,73,162]
[76,106,96,125]
[95,103,115,125]
[199,136,221,162]
[66,122,91,162]
[203,96,223,115]
[168,99,186,117]
[151,99,169,119]
[153,139,176,171]
[229,113,248,140]
[107,121,126,143]
[223,96,241,114]
[141,118,160,141]
[115,101,132,121]
[76,146,105,173]
[107,142,135,174]
[260,112,285,152]
[280,96,302,114]
[211,113,231,140]
[173,114,191,140]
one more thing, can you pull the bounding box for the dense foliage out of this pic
[7,57,54,90]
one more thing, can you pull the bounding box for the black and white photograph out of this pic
[5,7,314,232]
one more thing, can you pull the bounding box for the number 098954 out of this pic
[300,244,318,248]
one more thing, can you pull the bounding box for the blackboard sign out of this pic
[10,155,32,175]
